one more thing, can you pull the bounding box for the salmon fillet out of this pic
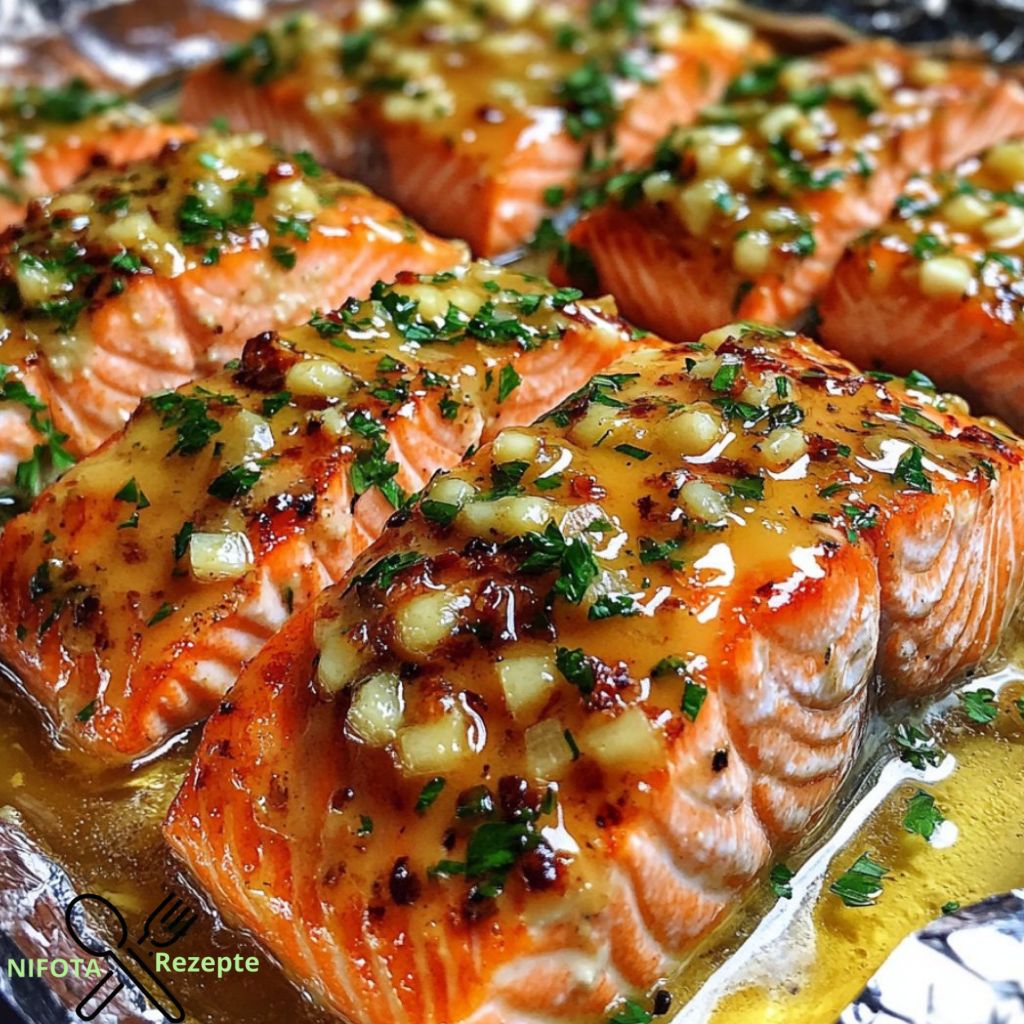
[556,42,1024,340]
[165,321,1024,1024]
[0,264,638,761]
[0,80,192,233]
[0,132,466,506]
[180,4,760,256]
[819,138,1024,433]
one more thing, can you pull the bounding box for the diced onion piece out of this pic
[570,403,629,447]
[718,144,760,187]
[981,206,1024,244]
[757,104,802,141]
[397,710,470,775]
[660,405,722,456]
[943,193,990,230]
[732,230,772,276]
[526,718,573,780]
[579,707,662,772]
[498,653,556,720]
[219,409,274,466]
[347,671,404,746]
[676,178,730,236]
[320,406,347,438]
[764,427,808,467]
[270,178,320,218]
[679,480,727,522]
[918,256,973,299]
[188,531,254,583]
[482,0,535,22]
[492,429,538,464]
[459,495,555,538]
[692,10,754,50]
[984,140,1024,184]
[394,590,467,657]
[427,475,476,505]
[642,171,676,204]
[285,358,355,399]
[740,378,773,407]
[697,323,748,351]
[908,58,949,87]
[316,630,364,693]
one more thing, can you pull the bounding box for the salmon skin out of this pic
[0,80,192,233]
[0,264,638,762]
[181,3,760,257]
[556,42,1024,341]
[0,132,466,509]
[165,321,1024,1024]
[819,138,1024,433]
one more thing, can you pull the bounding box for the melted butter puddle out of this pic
[687,668,1024,1024]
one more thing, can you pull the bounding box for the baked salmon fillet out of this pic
[180,2,760,256]
[819,137,1024,432]
[556,42,1024,340]
[0,265,638,761]
[165,321,1024,1024]
[0,79,193,233]
[0,132,465,505]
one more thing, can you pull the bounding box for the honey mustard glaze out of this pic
[0,322,1021,1022]
[849,137,1024,306]
[275,321,1016,989]
[6,264,624,756]
[591,48,996,287]
[0,133,366,377]
[0,81,145,206]
[219,2,753,172]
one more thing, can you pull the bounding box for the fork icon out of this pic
[138,893,199,948]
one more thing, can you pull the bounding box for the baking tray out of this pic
[1,2,1023,1023]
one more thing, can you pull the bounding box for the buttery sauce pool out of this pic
[0,627,1021,1023]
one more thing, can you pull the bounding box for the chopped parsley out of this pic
[893,722,943,771]
[207,463,263,501]
[769,862,795,899]
[497,363,522,404]
[891,445,933,493]
[556,646,596,696]
[829,853,888,908]
[415,776,446,813]
[903,790,944,841]
[959,687,998,724]
[681,679,708,722]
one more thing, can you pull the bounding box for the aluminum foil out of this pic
[840,890,1024,1024]
[0,2,1023,1024]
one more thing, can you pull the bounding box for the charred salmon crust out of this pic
[0,132,466,503]
[0,80,194,233]
[0,265,638,761]
[165,321,1024,1024]
[556,41,1024,340]
[181,4,761,256]
[819,137,1024,433]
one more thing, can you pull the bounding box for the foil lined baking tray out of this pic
[1,2,1023,1023]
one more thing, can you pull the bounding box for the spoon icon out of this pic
[64,893,186,1023]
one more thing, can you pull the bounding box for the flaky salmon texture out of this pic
[0,265,637,761]
[0,132,465,504]
[557,41,1024,340]
[820,137,1024,434]
[0,80,193,233]
[166,322,1024,1024]
[181,1,760,256]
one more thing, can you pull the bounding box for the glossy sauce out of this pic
[217,3,752,174]
[589,47,1000,288]
[843,138,1024,309]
